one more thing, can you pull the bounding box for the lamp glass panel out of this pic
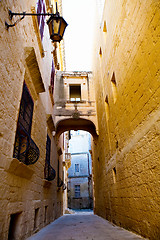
[48,19,53,36]
[59,19,67,37]
[54,19,60,34]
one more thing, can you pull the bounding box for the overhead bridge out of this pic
[53,71,98,139]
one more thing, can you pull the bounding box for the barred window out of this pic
[75,185,80,198]
[18,83,34,134]
[44,134,56,181]
[13,82,39,165]
[37,0,46,40]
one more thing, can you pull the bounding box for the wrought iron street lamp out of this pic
[5,3,68,43]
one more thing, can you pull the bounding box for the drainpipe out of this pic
[87,152,91,208]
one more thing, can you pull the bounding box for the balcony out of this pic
[54,100,96,118]
[64,153,71,170]
[13,125,40,165]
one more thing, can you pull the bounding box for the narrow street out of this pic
[27,211,145,240]
[1,0,160,239]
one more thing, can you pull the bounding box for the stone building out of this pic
[0,0,67,239]
[52,70,97,212]
[53,71,98,137]
[92,0,160,239]
[1,0,160,239]
[52,70,97,210]
[62,131,71,214]
[67,130,93,210]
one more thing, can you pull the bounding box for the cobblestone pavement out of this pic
[27,212,146,240]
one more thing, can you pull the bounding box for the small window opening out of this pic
[75,164,80,173]
[8,212,22,240]
[113,167,117,184]
[70,85,81,102]
[34,208,39,230]
[103,21,107,33]
[99,47,102,57]
[116,140,119,149]
[105,95,109,120]
[44,206,48,223]
[103,21,107,42]
[111,72,117,103]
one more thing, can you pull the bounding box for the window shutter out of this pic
[37,0,46,40]
[18,82,34,135]
[37,0,42,25]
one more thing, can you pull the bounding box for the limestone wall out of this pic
[92,0,160,239]
[0,0,64,239]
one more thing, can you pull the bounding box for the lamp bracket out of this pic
[4,6,68,43]
[5,9,60,30]
[5,11,26,30]
[9,9,16,20]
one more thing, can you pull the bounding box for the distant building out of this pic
[67,131,93,209]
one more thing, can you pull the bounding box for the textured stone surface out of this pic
[92,0,160,239]
[27,212,145,240]
[0,0,64,239]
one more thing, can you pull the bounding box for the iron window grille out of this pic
[13,82,40,165]
[57,159,64,187]
[44,134,56,181]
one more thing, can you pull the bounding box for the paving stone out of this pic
[27,212,146,240]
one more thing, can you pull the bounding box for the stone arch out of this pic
[55,118,98,140]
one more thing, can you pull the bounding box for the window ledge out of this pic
[5,158,34,179]
[25,47,45,94]
[66,100,86,104]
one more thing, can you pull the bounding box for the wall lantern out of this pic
[5,3,68,43]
